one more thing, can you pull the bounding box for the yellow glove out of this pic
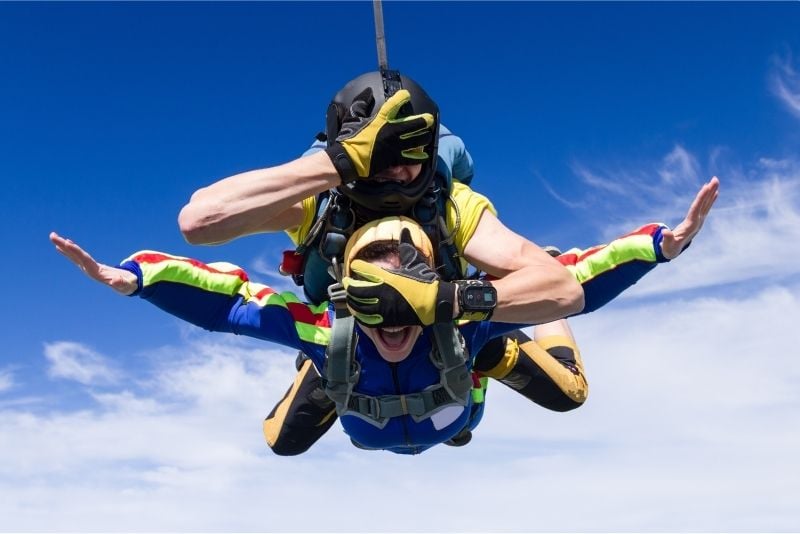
[325,88,434,183]
[343,228,454,326]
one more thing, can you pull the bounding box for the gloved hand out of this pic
[325,88,434,184]
[343,228,455,327]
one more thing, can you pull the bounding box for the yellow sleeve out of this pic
[446,181,497,254]
[284,196,317,246]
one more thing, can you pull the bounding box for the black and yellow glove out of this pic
[325,88,434,184]
[343,230,455,327]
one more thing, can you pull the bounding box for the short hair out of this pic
[354,240,432,266]
[354,241,400,263]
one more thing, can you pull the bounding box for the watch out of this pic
[455,280,497,320]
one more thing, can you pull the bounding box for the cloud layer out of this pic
[3,277,799,531]
[44,341,120,385]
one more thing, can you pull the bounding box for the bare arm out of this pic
[178,151,341,245]
[463,210,585,324]
[178,88,437,246]
[50,232,138,295]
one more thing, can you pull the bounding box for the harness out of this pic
[279,173,481,427]
[322,281,474,429]
[281,173,465,304]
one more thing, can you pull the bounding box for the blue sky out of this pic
[3,2,800,531]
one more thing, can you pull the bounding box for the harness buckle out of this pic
[356,395,381,419]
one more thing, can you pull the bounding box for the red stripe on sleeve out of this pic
[254,287,277,299]
[558,224,662,265]
[287,302,332,328]
[132,252,249,281]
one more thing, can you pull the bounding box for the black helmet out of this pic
[326,71,440,214]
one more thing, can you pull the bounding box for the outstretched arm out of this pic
[49,232,332,354]
[559,176,720,314]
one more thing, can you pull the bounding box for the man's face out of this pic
[355,255,423,363]
[372,164,423,185]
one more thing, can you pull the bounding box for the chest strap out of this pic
[322,282,473,429]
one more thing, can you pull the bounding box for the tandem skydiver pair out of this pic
[52,71,719,455]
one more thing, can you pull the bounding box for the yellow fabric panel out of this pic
[447,181,497,255]
[520,335,588,404]
[285,195,318,246]
[480,336,521,380]
[294,322,332,346]
[286,181,495,254]
[135,255,245,296]
[564,233,658,285]
[286,180,496,257]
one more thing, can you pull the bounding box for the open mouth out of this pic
[363,325,421,362]
[377,326,412,350]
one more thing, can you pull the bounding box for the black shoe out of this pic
[444,429,472,447]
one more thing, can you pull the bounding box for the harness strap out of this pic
[322,282,359,415]
[317,178,474,429]
[430,323,473,403]
[323,316,474,428]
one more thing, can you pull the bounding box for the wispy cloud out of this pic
[771,50,800,118]
[546,145,703,217]
[570,162,632,196]
[619,156,800,297]
[0,369,13,393]
[43,341,120,386]
[658,145,700,186]
[539,176,587,209]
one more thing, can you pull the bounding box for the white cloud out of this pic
[43,341,120,386]
[3,281,800,531]
[771,51,800,118]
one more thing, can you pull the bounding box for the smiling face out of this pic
[348,236,434,363]
[343,217,436,363]
[355,254,424,363]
